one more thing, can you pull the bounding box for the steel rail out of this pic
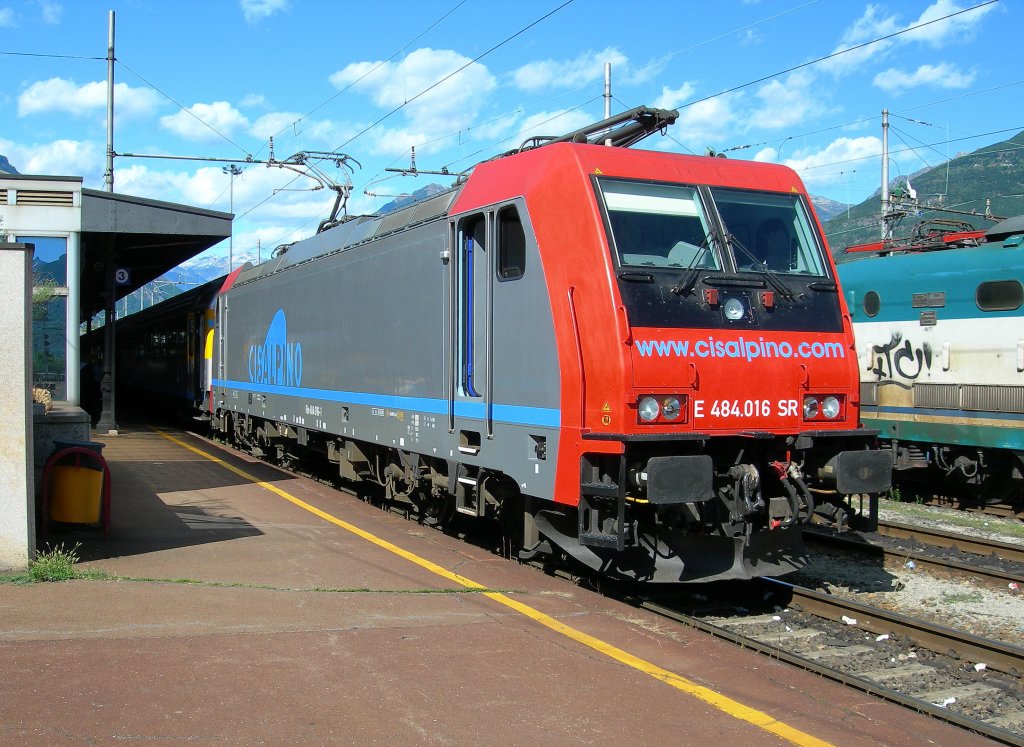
[917,497,1024,522]
[640,595,1024,747]
[877,520,1024,565]
[803,529,1024,590]
[761,578,1024,675]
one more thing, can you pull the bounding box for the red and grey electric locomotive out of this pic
[200,107,889,583]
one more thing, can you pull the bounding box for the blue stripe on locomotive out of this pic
[212,377,561,428]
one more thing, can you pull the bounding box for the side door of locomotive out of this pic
[449,211,492,451]
[447,204,532,445]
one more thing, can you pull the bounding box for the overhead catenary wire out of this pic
[795,125,1024,174]
[26,0,1007,260]
[116,58,252,158]
[329,0,577,154]
[236,0,578,232]
[362,0,1001,194]
[674,0,1000,115]
[0,50,104,60]
[260,0,471,155]
[362,0,829,185]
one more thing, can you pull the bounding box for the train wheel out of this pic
[498,495,524,559]
[416,489,455,528]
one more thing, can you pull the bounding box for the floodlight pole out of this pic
[222,165,242,272]
[604,63,612,146]
[104,10,115,192]
[881,108,890,240]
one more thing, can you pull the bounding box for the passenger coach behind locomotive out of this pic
[83,267,247,419]
[838,216,1024,503]
[208,107,890,583]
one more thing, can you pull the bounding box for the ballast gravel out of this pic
[793,501,1024,648]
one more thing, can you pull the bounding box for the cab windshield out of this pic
[599,180,721,271]
[711,188,828,276]
[596,176,840,332]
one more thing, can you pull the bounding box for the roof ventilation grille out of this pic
[16,190,74,207]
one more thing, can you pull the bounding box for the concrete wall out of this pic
[0,243,35,570]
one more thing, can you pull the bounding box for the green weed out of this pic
[29,543,81,582]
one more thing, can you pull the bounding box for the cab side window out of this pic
[497,205,525,280]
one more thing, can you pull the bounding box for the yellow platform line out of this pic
[157,429,833,747]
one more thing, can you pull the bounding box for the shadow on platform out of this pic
[37,421,307,563]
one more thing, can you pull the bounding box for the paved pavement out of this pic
[0,425,992,746]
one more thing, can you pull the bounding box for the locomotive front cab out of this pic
[541,163,890,583]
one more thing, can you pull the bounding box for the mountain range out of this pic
[822,130,1024,256]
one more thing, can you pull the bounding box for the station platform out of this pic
[1,424,990,746]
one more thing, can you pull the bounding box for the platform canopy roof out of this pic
[79,187,232,319]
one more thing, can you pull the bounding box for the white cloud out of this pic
[902,0,996,46]
[114,163,191,203]
[873,62,976,95]
[0,8,15,26]
[239,93,269,108]
[783,136,882,187]
[747,70,828,130]
[512,47,627,93]
[819,5,901,75]
[249,111,304,140]
[160,102,250,143]
[1,138,102,179]
[40,2,62,24]
[329,48,496,157]
[249,111,352,148]
[821,0,996,76]
[652,82,697,111]
[738,28,762,46]
[672,95,742,152]
[240,0,289,23]
[18,78,162,119]
[116,161,337,241]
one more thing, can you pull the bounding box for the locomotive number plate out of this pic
[694,399,798,419]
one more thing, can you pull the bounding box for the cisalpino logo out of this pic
[635,335,846,361]
[247,309,302,387]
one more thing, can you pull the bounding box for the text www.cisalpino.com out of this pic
[635,337,847,360]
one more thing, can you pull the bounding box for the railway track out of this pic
[803,525,1024,591]
[636,580,1024,746]
[917,498,1024,522]
[875,519,1024,565]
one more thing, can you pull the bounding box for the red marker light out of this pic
[704,288,719,306]
[762,291,775,309]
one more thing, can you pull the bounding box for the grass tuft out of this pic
[29,543,82,582]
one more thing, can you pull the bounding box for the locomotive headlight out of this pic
[638,396,661,422]
[661,396,682,421]
[821,395,842,419]
[723,297,745,321]
[637,394,687,424]
[802,395,820,420]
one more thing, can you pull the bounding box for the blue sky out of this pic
[1,0,1019,270]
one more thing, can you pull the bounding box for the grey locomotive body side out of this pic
[211,197,563,503]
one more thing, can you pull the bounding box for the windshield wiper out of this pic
[617,270,655,283]
[807,280,837,292]
[671,232,716,296]
[725,231,795,301]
